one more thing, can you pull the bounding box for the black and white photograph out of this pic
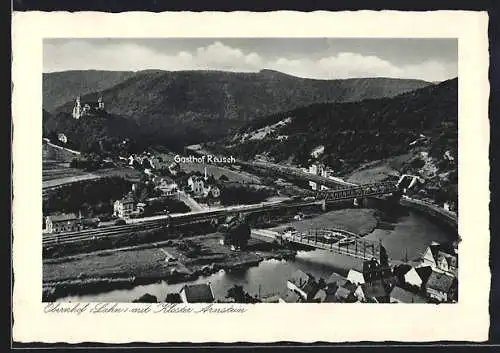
[41,37,460,305]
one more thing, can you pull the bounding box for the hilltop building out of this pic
[72,96,105,119]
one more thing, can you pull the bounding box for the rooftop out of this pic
[180,283,214,303]
[281,290,301,303]
[46,213,78,222]
[415,266,433,286]
[390,286,428,303]
[426,271,456,292]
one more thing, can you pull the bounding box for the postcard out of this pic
[12,10,490,343]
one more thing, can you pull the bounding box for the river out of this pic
[58,209,456,302]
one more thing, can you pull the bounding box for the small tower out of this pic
[72,96,81,119]
[97,96,104,110]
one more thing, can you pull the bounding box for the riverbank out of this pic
[268,208,379,236]
[43,208,379,301]
[43,233,295,301]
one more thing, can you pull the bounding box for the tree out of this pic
[226,285,259,303]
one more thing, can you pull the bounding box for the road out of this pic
[178,191,205,212]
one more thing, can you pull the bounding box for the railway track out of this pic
[43,199,323,248]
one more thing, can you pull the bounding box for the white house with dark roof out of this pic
[418,242,458,276]
[394,264,423,288]
[45,213,79,233]
[113,194,136,219]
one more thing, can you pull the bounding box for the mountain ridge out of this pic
[44,69,432,148]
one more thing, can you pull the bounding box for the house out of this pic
[415,266,433,289]
[390,286,428,303]
[113,194,136,218]
[286,269,319,301]
[72,95,105,119]
[347,269,365,285]
[188,176,206,195]
[326,271,348,287]
[136,202,146,214]
[209,185,221,198]
[312,289,329,303]
[425,270,458,302]
[279,290,302,303]
[179,283,214,303]
[360,279,389,303]
[261,295,281,303]
[168,161,181,176]
[393,264,423,288]
[57,133,67,144]
[45,213,79,233]
[436,251,458,276]
[418,242,458,276]
[158,181,179,197]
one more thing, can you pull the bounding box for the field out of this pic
[268,208,379,236]
[43,160,143,190]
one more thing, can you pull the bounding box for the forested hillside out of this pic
[45,69,431,149]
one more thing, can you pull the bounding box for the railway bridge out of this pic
[252,228,381,261]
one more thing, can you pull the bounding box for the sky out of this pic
[43,38,458,82]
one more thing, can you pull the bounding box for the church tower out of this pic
[72,96,82,119]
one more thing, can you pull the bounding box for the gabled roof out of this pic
[390,286,427,303]
[288,270,319,297]
[46,213,78,222]
[289,269,313,288]
[437,251,458,268]
[426,271,456,293]
[326,271,347,286]
[281,290,301,303]
[393,264,413,278]
[180,283,214,303]
[347,269,365,284]
[415,266,433,286]
[335,286,352,300]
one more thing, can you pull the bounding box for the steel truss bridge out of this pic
[254,228,380,261]
[240,160,402,202]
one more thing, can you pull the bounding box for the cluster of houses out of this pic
[186,168,221,202]
[113,177,180,219]
[158,239,458,304]
[301,162,346,191]
[272,241,458,304]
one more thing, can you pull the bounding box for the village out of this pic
[42,95,459,306]
[131,238,458,304]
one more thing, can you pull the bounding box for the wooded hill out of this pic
[223,78,458,172]
[44,69,431,149]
